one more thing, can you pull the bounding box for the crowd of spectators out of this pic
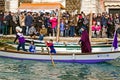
[0,10,120,39]
[91,12,120,38]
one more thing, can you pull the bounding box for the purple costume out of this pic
[80,30,92,53]
[14,32,26,51]
[17,33,25,43]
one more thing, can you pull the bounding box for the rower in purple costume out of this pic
[79,26,92,53]
[14,26,27,51]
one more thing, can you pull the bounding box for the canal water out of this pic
[0,57,120,80]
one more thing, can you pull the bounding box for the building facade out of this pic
[104,0,120,14]
[0,0,5,12]
[32,0,65,7]
[66,0,81,14]
[3,0,120,14]
[81,0,105,14]
[5,0,18,12]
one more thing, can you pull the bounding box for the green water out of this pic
[0,57,120,80]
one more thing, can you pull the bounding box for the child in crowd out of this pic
[65,24,69,37]
[29,24,37,39]
[95,22,101,37]
[60,19,65,37]
[39,25,47,40]
[29,41,36,53]
[91,21,96,37]
[45,39,56,54]
[91,21,101,38]
[14,26,27,51]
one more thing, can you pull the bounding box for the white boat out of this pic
[0,49,120,63]
[7,39,118,53]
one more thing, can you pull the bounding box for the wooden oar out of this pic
[46,44,55,67]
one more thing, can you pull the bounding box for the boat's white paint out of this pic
[10,43,120,53]
[0,51,120,62]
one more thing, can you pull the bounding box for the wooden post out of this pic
[89,11,92,42]
[56,8,60,42]
[10,27,12,35]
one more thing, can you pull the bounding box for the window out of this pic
[19,0,32,3]
[109,8,120,15]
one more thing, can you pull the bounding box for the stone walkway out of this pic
[1,34,112,43]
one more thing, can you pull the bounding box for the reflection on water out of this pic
[0,57,120,80]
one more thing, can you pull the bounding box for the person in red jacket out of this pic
[45,39,56,54]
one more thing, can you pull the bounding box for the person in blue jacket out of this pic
[29,41,36,53]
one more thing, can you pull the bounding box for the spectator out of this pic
[69,16,75,37]
[0,11,4,34]
[39,25,47,40]
[101,13,108,38]
[107,14,114,38]
[5,11,13,35]
[25,12,33,35]
[95,22,101,38]
[50,14,57,36]
[19,12,26,35]
[65,24,69,37]
[60,19,65,37]
[47,25,53,36]
[29,24,37,39]
[91,21,96,37]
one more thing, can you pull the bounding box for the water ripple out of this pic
[0,58,120,80]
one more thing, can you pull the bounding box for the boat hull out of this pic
[0,50,119,63]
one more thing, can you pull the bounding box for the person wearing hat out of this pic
[14,26,27,51]
[78,26,92,53]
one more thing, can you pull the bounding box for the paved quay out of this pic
[0,34,114,43]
